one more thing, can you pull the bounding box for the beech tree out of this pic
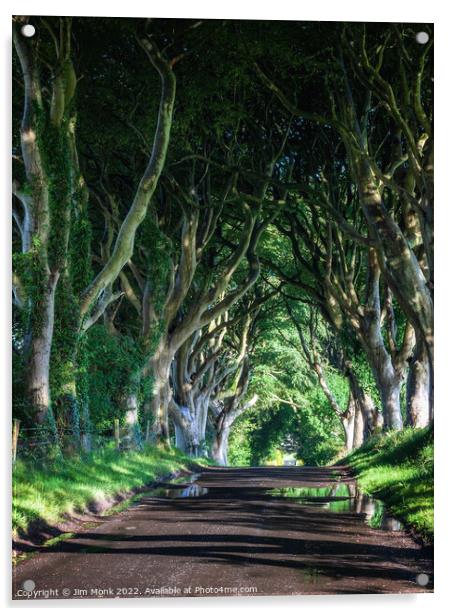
[255,22,433,426]
[12,17,433,463]
[278,213,414,430]
[281,304,381,450]
[169,296,268,460]
[13,17,176,437]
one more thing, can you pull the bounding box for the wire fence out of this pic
[12,419,153,465]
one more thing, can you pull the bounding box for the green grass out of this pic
[12,444,209,538]
[341,426,434,542]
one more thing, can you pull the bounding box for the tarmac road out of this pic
[12,465,433,600]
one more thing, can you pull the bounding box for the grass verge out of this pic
[341,426,433,543]
[13,444,209,539]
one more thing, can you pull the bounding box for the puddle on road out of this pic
[266,485,403,530]
[142,474,209,498]
[147,484,209,498]
[144,478,402,531]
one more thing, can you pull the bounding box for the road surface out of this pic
[13,465,433,599]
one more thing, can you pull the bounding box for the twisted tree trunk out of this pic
[14,20,62,431]
[80,39,177,317]
[346,364,382,436]
[14,22,177,441]
[172,405,203,456]
[356,164,433,370]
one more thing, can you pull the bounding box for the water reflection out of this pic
[146,478,402,531]
[146,483,209,498]
[266,484,403,530]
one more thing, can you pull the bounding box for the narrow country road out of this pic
[13,466,433,599]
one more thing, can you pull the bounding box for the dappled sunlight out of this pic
[11,14,433,599]
[12,446,194,536]
[343,427,433,541]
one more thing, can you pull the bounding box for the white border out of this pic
[2,1,451,614]
[4,0,439,21]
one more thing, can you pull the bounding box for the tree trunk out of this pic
[60,388,81,453]
[172,395,209,456]
[342,416,355,452]
[346,365,382,437]
[362,336,404,430]
[27,272,59,428]
[357,165,433,369]
[352,403,365,449]
[150,346,172,446]
[407,339,432,427]
[174,410,199,456]
[80,397,92,452]
[142,394,153,443]
[174,421,190,453]
[378,380,403,430]
[377,373,403,430]
[341,394,355,452]
[360,391,383,435]
[80,42,177,316]
[211,426,230,465]
[191,395,210,456]
[125,391,142,448]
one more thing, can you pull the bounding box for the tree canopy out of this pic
[12,16,433,465]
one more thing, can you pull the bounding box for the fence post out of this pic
[145,420,151,442]
[114,418,120,450]
[12,419,21,464]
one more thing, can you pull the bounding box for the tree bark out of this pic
[211,425,230,465]
[356,164,434,368]
[60,382,81,453]
[27,273,59,425]
[150,344,172,446]
[366,343,403,430]
[171,380,210,456]
[80,41,177,317]
[341,394,355,452]
[352,403,365,449]
[147,211,260,446]
[350,250,409,431]
[125,391,142,448]
[406,338,432,427]
[346,364,382,436]
[14,19,79,436]
[80,397,92,452]
[14,21,54,428]
[173,407,200,456]
[210,391,258,465]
